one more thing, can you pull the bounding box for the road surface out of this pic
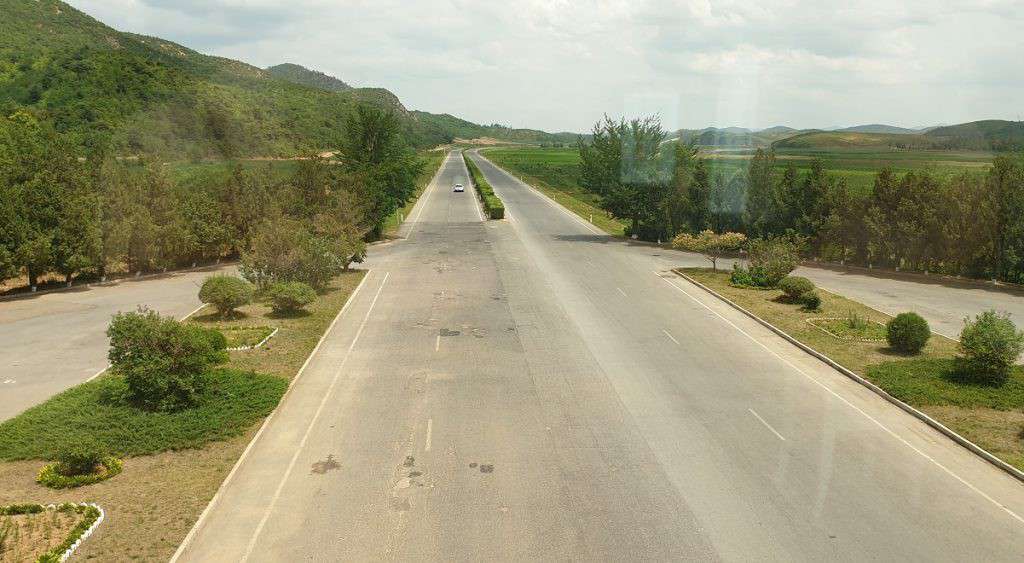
[0,266,231,420]
[176,150,1024,561]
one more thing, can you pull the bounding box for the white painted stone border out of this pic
[58,502,105,562]
[225,327,279,351]
[674,269,1024,484]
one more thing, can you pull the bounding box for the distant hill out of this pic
[835,124,918,135]
[924,120,1024,151]
[758,126,796,135]
[0,0,573,156]
[773,131,934,149]
[410,111,579,145]
[266,63,352,92]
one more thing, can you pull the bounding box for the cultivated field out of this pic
[487,146,995,198]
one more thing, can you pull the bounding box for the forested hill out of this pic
[266,63,353,92]
[0,0,567,157]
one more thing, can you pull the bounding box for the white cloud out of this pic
[66,0,1024,132]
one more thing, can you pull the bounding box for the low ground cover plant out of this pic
[957,310,1024,385]
[199,276,254,318]
[107,309,228,411]
[887,312,931,354]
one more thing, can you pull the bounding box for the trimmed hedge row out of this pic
[463,152,505,219]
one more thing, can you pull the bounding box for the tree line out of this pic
[0,104,423,290]
[578,115,1024,283]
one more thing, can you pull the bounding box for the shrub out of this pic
[730,264,754,286]
[199,275,254,317]
[778,276,815,301]
[266,281,317,314]
[747,236,803,287]
[886,312,931,354]
[107,309,228,411]
[38,457,122,489]
[55,441,104,476]
[800,290,821,311]
[241,216,347,290]
[957,310,1024,385]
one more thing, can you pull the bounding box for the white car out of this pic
[453,183,465,192]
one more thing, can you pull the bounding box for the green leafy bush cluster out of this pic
[887,312,931,354]
[746,236,802,287]
[38,456,123,489]
[54,442,104,476]
[266,281,317,314]
[463,153,505,219]
[199,276,254,317]
[106,309,228,411]
[800,290,821,311]
[241,215,364,290]
[778,276,815,301]
[957,310,1024,385]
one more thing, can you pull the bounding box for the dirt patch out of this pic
[0,508,82,563]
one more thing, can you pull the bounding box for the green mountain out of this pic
[0,0,571,157]
[266,63,352,92]
[772,130,933,149]
[924,120,1024,151]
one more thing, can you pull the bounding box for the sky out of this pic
[66,0,1024,134]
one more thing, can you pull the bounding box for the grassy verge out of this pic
[0,270,366,560]
[680,267,1024,471]
[382,150,446,237]
[482,147,626,236]
[463,152,505,219]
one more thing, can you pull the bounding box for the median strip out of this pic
[463,152,506,219]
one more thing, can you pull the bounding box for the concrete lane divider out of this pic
[671,269,1024,485]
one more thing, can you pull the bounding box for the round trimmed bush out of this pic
[107,309,229,411]
[800,290,821,311]
[199,276,254,317]
[958,310,1024,385]
[886,312,930,354]
[778,276,815,301]
[266,281,317,314]
[55,441,104,477]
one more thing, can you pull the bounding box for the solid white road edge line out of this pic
[654,270,1024,525]
[406,152,449,239]
[748,408,786,441]
[169,271,375,563]
[661,329,680,346]
[425,418,433,452]
[241,271,390,561]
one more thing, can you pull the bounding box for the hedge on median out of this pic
[463,152,505,219]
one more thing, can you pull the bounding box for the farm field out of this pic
[486,146,996,200]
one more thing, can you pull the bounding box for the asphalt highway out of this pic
[174,150,1024,561]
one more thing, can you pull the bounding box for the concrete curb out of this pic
[0,262,235,303]
[673,269,1024,485]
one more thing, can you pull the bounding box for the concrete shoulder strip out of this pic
[672,269,1024,485]
[169,270,375,562]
